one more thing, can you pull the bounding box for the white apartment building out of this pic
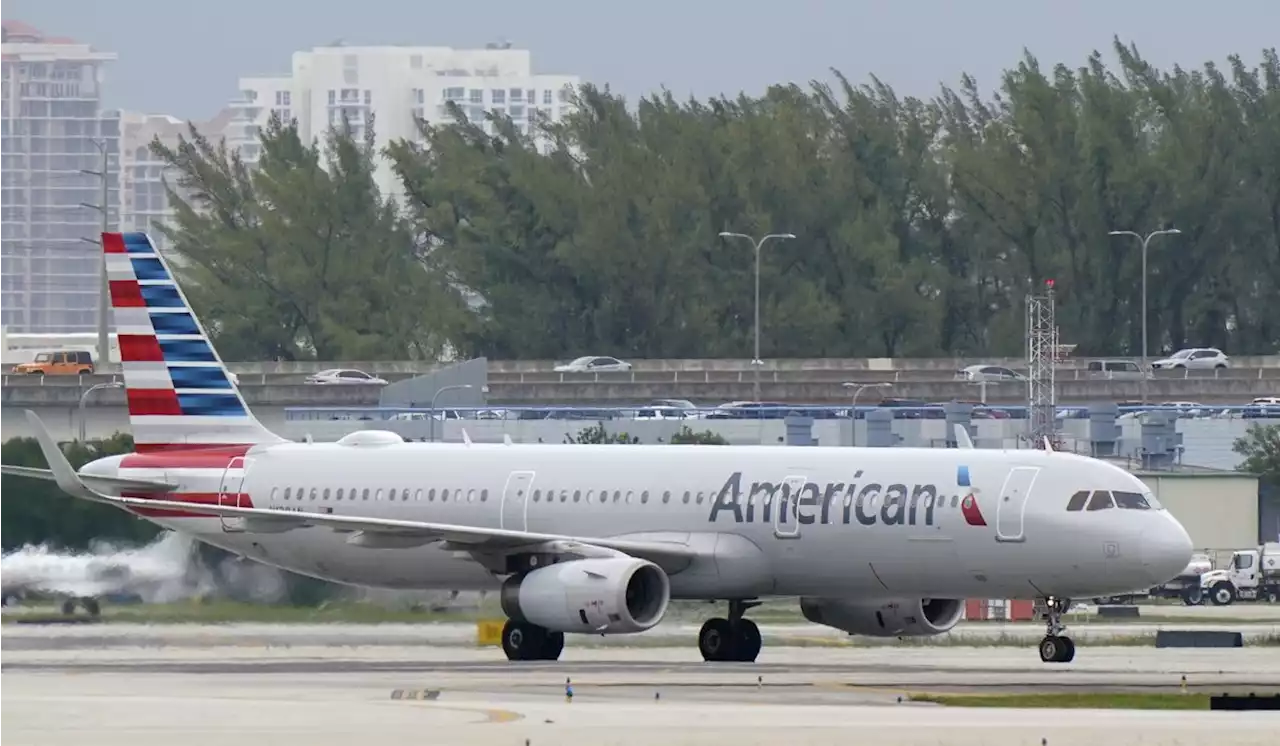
[1,21,119,334]
[227,42,580,201]
[118,109,235,257]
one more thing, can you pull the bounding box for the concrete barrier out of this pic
[1154,630,1245,648]
[1096,605,1141,618]
[1210,693,1280,710]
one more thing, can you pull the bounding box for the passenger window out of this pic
[374,489,382,501]
[271,487,279,500]
[481,489,488,502]
[1112,491,1151,510]
[415,489,423,501]
[573,490,581,503]
[662,490,671,504]
[468,489,476,502]
[310,488,318,500]
[613,490,621,502]
[641,490,649,504]
[283,487,291,500]
[323,488,331,500]
[362,488,370,500]
[683,491,691,504]
[336,488,344,500]
[560,490,568,503]
[441,489,449,502]
[1066,490,1090,512]
[533,490,541,502]
[402,489,409,501]
[429,488,436,501]
[625,491,633,504]
[586,489,595,502]
[696,491,705,504]
[1086,490,1115,511]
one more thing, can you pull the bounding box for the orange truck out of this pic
[11,350,95,376]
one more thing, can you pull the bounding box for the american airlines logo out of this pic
[707,471,947,527]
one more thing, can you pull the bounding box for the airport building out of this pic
[226,42,581,201]
[1,21,119,334]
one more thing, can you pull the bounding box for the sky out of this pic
[6,0,1279,122]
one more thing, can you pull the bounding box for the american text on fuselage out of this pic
[707,470,941,527]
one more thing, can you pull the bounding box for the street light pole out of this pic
[719,231,797,401]
[1108,228,1182,405]
[428,384,474,442]
[79,380,123,443]
[79,139,112,372]
[841,381,892,447]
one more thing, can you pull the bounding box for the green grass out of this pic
[910,692,1212,710]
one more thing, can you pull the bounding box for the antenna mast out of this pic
[1026,280,1059,448]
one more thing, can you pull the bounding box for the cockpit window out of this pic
[1066,490,1090,512]
[1112,491,1152,510]
[1086,490,1115,511]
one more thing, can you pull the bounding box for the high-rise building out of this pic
[227,42,580,201]
[1,21,119,334]
[118,109,235,257]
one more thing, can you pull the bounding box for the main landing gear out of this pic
[501,619,565,661]
[1038,596,1075,664]
[698,600,762,663]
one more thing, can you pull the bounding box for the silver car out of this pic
[1151,348,1230,370]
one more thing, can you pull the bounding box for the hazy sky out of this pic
[7,0,1278,121]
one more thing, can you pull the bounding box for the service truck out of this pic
[1197,543,1280,606]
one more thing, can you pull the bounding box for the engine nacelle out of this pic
[500,557,671,634]
[799,597,964,637]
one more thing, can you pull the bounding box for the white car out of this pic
[1151,348,1229,370]
[553,356,632,373]
[957,364,1026,383]
[304,368,389,385]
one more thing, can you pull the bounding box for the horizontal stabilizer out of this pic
[1,464,177,493]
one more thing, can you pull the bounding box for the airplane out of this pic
[1,231,1195,665]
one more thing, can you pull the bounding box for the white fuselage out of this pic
[89,441,1193,602]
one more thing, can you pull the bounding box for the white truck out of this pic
[1196,543,1280,606]
[1093,553,1214,606]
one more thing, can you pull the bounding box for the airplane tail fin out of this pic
[104,232,287,452]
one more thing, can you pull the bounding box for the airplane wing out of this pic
[18,411,699,574]
[1,464,178,494]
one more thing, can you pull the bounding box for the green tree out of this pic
[565,423,640,444]
[669,427,729,445]
[1233,424,1280,484]
[151,114,466,361]
[1,433,158,551]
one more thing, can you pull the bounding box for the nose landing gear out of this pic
[1038,596,1075,663]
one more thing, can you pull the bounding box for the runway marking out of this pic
[392,702,523,724]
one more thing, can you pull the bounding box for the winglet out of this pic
[1043,436,1054,452]
[23,410,114,504]
[953,424,974,449]
[503,434,514,446]
[461,429,473,446]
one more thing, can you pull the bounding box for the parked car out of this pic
[957,364,1025,383]
[1151,348,1230,370]
[553,356,632,373]
[304,368,388,385]
[634,399,702,420]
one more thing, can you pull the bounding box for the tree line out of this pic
[155,39,1280,362]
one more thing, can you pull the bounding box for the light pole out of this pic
[79,380,123,443]
[78,139,113,372]
[1108,228,1181,405]
[842,381,891,447]
[718,231,797,401]
[429,384,474,442]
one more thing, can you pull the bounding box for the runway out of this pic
[4,632,1279,746]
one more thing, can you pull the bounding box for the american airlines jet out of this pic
[3,232,1194,665]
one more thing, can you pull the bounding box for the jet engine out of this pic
[500,557,671,634]
[799,597,964,637]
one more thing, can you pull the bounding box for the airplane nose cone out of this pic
[1141,518,1195,585]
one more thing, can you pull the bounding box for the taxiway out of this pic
[4,630,1278,746]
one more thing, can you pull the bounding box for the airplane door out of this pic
[772,475,807,540]
[994,466,1040,543]
[500,471,535,532]
[217,456,247,533]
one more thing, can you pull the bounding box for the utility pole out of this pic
[718,231,797,401]
[1108,228,1182,405]
[78,139,112,371]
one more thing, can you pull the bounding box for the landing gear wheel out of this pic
[1039,635,1075,663]
[502,620,547,661]
[1037,596,1075,664]
[541,631,565,661]
[698,618,733,662]
[732,619,762,662]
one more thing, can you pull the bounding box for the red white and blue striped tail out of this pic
[105,231,287,453]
